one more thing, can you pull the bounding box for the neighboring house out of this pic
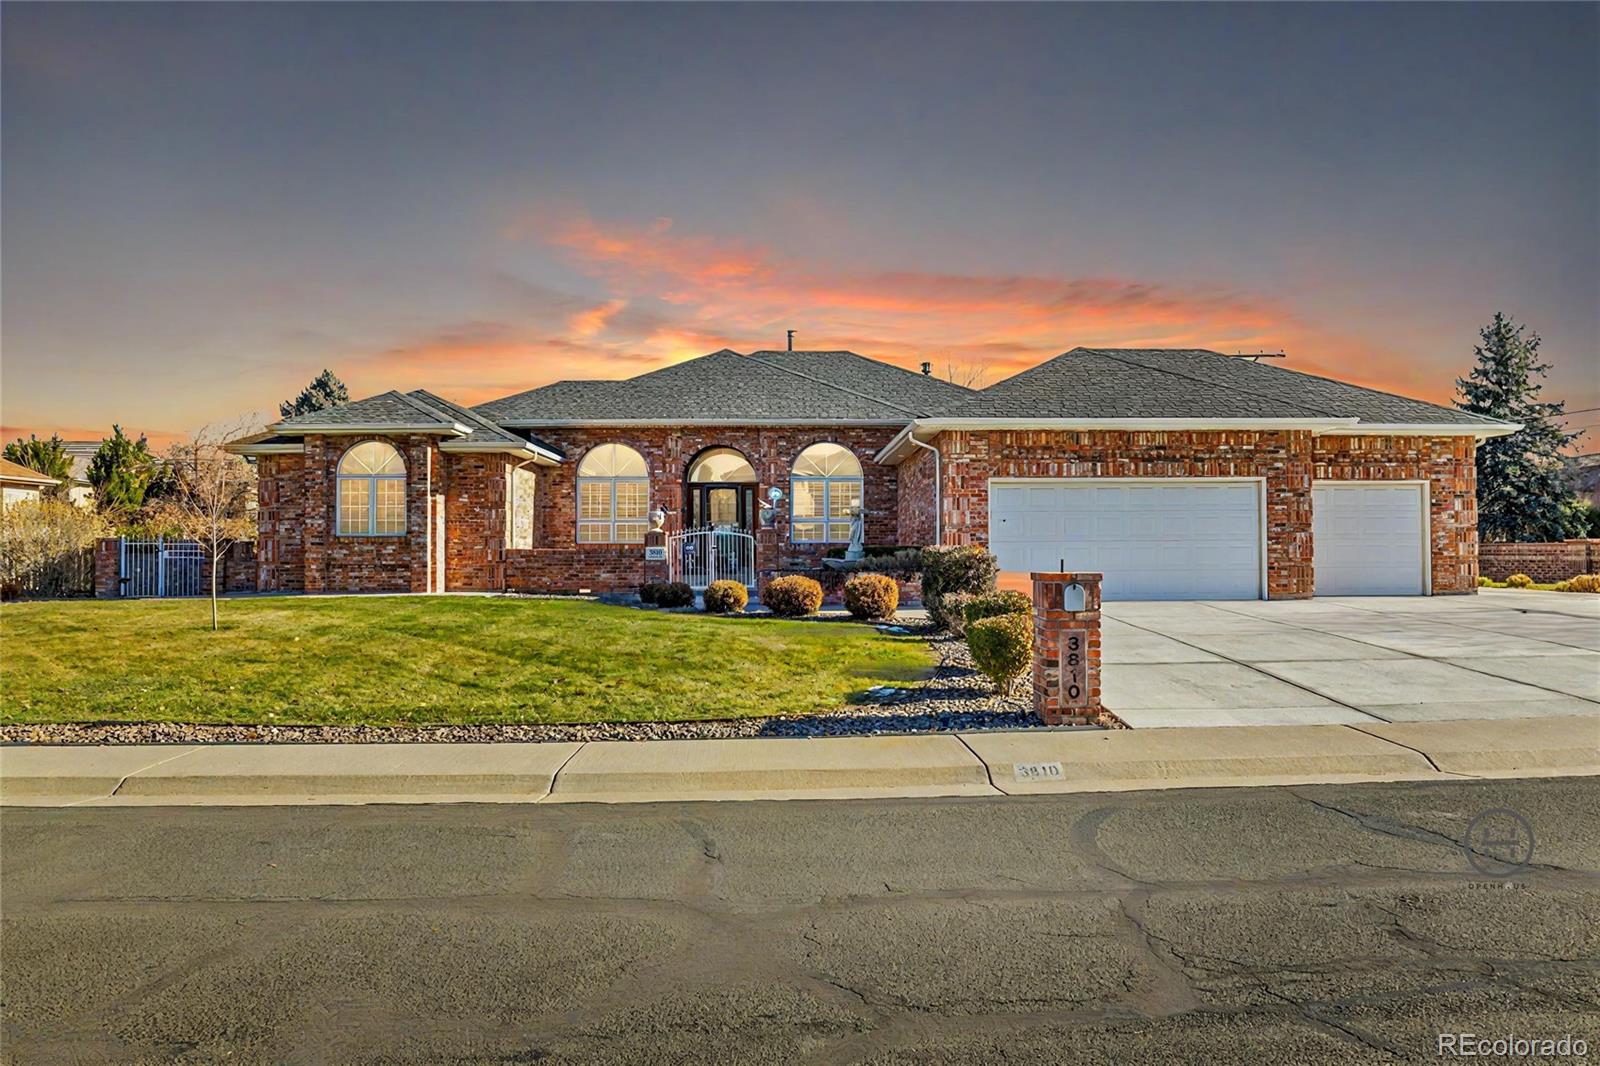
[0,457,63,507]
[227,347,1516,600]
[1571,453,1600,509]
[59,441,100,507]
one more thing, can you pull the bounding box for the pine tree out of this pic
[3,434,72,493]
[1456,313,1582,542]
[87,426,161,517]
[279,370,350,419]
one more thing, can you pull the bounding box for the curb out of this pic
[2,720,1595,807]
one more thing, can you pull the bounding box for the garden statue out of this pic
[846,504,866,561]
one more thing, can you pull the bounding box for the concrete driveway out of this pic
[1101,589,1600,728]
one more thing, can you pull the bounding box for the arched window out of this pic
[337,441,406,536]
[791,443,864,543]
[686,447,757,529]
[687,448,756,484]
[577,443,649,543]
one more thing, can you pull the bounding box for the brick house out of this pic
[228,347,1516,600]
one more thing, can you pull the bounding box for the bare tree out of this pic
[146,422,258,630]
[945,362,991,389]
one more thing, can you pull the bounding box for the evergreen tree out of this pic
[87,426,161,516]
[3,434,72,493]
[1456,313,1582,542]
[279,370,350,419]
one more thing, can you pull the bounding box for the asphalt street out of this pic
[3,777,1598,1064]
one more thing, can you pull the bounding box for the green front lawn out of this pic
[0,597,935,726]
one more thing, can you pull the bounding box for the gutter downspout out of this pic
[501,457,540,592]
[907,433,941,546]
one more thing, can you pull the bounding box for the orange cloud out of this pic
[568,298,628,339]
[352,207,1470,412]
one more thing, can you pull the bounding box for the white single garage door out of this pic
[1312,483,1426,596]
[988,480,1263,600]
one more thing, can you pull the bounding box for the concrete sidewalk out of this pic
[2,717,1594,806]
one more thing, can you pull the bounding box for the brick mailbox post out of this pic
[1030,571,1103,725]
[643,528,670,585]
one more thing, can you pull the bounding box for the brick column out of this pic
[1031,571,1102,726]
[94,537,121,598]
[643,528,669,585]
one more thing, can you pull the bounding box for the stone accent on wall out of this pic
[1480,539,1600,583]
[1312,435,1479,594]
[932,429,1317,599]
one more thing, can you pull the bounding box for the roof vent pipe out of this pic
[920,361,931,376]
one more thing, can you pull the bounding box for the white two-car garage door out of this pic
[1312,482,1427,595]
[988,480,1263,600]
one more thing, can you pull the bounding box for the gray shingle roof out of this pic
[271,389,562,456]
[476,349,971,423]
[747,350,977,413]
[275,390,464,429]
[270,346,1506,460]
[937,348,1509,425]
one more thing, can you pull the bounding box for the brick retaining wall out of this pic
[1479,540,1600,582]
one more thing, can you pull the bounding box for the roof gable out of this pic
[0,457,61,485]
[942,347,1507,426]
[274,390,466,431]
[476,348,973,424]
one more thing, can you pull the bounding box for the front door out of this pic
[689,484,754,530]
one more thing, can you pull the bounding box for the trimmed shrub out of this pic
[638,582,662,605]
[655,581,695,608]
[703,579,749,614]
[843,573,898,620]
[1504,573,1534,589]
[823,546,924,576]
[1564,573,1600,594]
[1553,580,1571,592]
[763,574,823,617]
[963,589,1032,629]
[966,612,1034,696]
[1476,576,1493,588]
[921,545,998,629]
[941,591,979,638]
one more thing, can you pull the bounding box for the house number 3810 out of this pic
[1062,632,1089,707]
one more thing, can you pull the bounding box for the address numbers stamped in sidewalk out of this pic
[1014,761,1065,782]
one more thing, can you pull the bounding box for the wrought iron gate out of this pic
[667,526,756,590]
[119,537,206,597]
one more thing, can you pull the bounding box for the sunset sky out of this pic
[3,3,1596,450]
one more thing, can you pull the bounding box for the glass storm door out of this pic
[689,485,753,530]
[708,487,739,527]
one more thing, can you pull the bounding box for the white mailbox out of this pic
[1060,582,1086,611]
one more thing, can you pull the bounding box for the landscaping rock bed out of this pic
[0,633,1104,745]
